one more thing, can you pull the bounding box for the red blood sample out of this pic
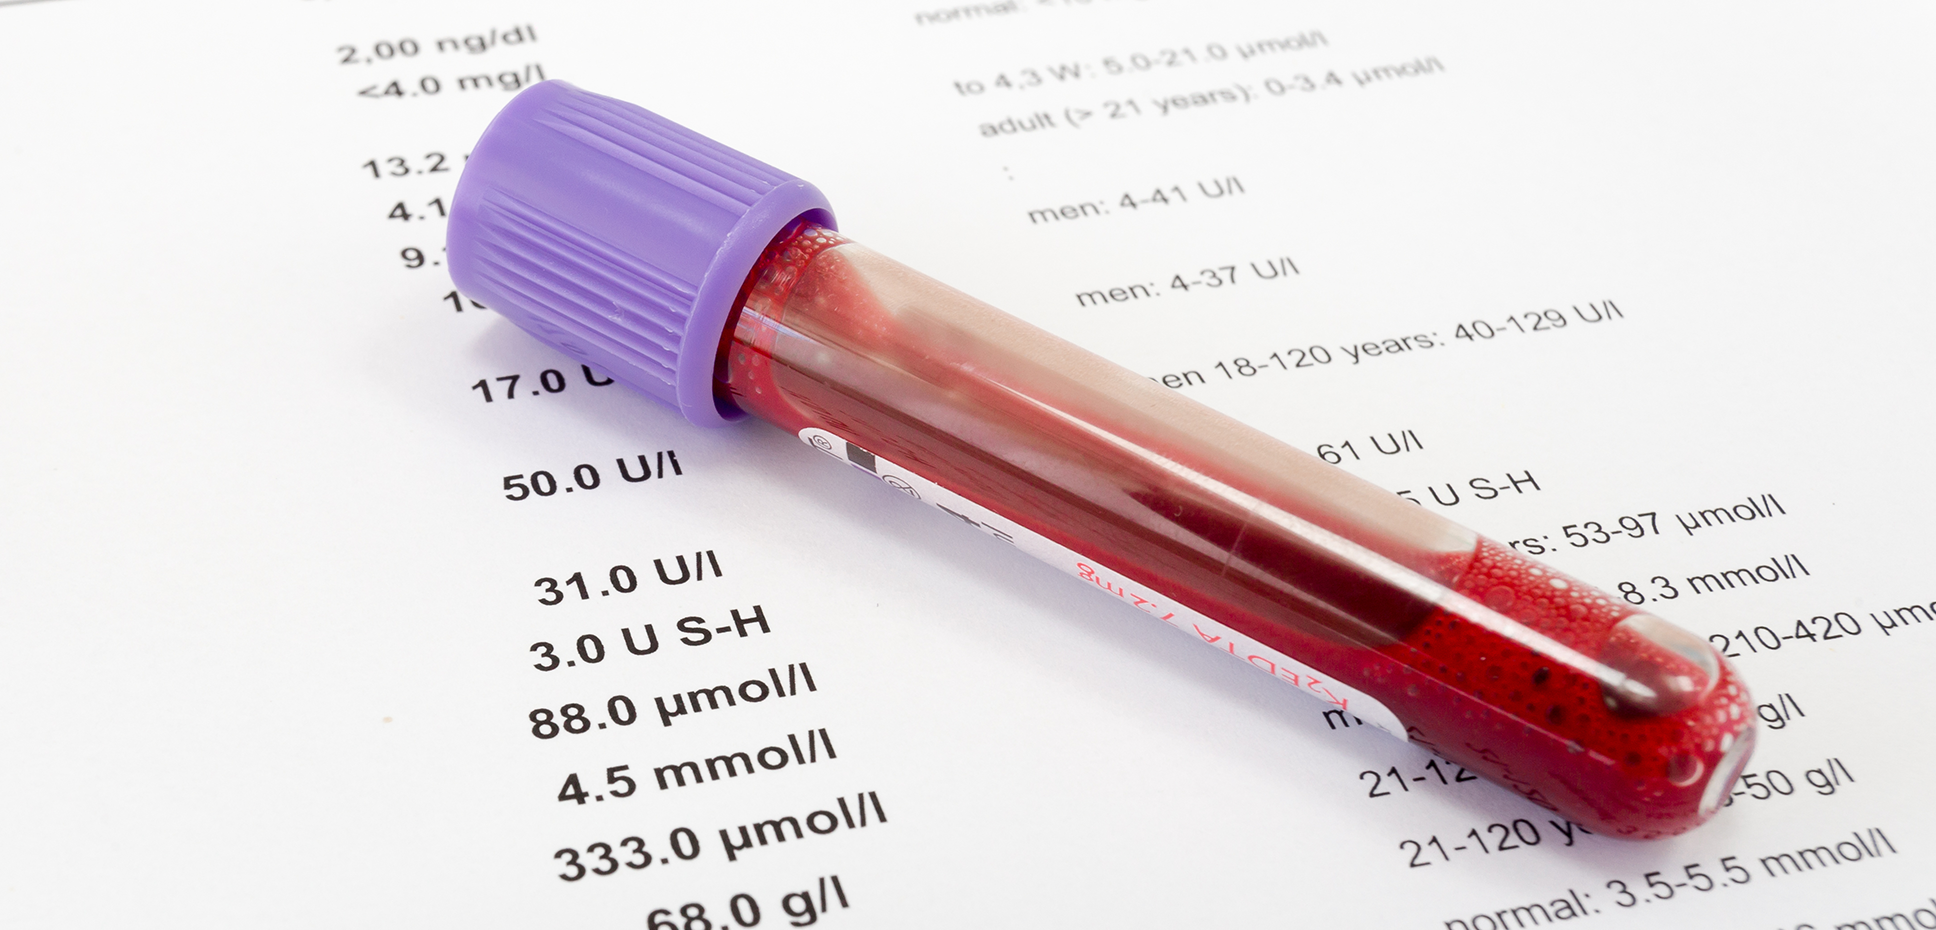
[720,220,1755,838]
[1322,541,1754,838]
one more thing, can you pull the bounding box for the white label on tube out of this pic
[799,427,1409,740]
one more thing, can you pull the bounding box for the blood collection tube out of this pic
[448,81,1755,838]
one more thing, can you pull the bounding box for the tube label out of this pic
[798,428,1408,740]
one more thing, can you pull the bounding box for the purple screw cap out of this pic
[447,81,835,427]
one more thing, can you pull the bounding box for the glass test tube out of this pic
[449,81,1756,840]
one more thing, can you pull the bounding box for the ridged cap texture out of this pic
[447,80,835,426]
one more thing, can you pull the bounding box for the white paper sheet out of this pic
[3,1,1933,927]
